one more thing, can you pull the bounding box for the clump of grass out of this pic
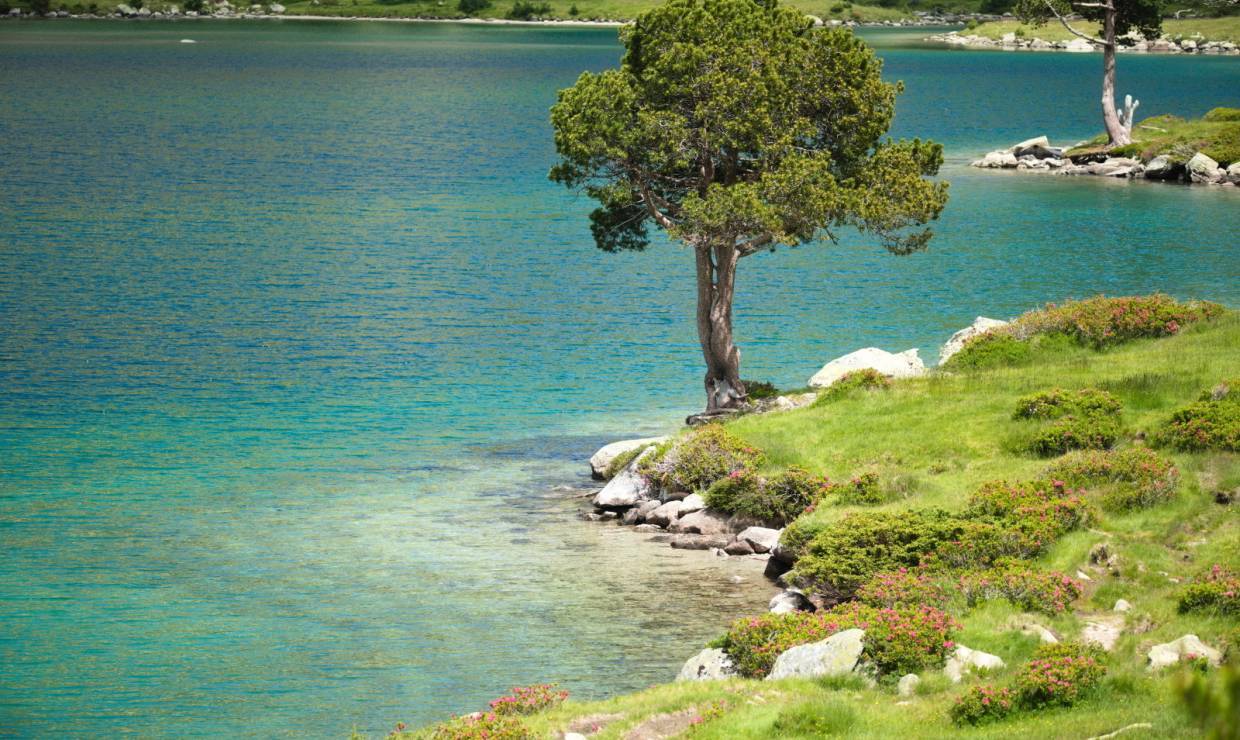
[812,369,892,406]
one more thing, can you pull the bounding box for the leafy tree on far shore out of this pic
[1014,0,1162,146]
[550,0,947,413]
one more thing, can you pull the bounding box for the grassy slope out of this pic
[1067,110,1240,165]
[400,313,1238,738]
[967,16,1240,44]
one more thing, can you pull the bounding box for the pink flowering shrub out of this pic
[639,425,764,493]
[829,472,885,506]
[1178,564,1240,616]
[1013,642,1107,708]
[939,482,1095,568]
[488,684,568,716]
[1045,447,1180,511]
[428,713,531,739]
[856,567,952,609]
[959,562,1082,614]
[1013,388,1122,420]
[1010,295,1223,349]
[949,685,1017,725]
[713,604,959,678]
[1150,379,1240,452]
[704,466,830,525]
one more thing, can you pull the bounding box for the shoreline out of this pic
[927,29,1240,55]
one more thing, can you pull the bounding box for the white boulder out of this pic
[808,347,925,388]
[944,645,1005,683]
[269,1,285,10]
[677,648,736,681]
[939,316,1008,365]
[588,436,664,480]
[644,500,681,528]
[678,493,706,515]
[769,589,815,614]
[670,509,732,535]
[737,526,781,554]
[592,448,655,509]
[1187,152,1222,184]
[1065,38,1096,52]
[897,673,921,697]
[1147,634,1222,671]
[767,629,865,680]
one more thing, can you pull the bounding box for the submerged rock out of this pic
[669,534,731,550]
[677,648,736,681]
[808,347,925,388]
[767,628,865,680]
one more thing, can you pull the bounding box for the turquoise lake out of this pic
[1,19,1238,737]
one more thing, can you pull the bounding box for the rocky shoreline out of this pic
[971,135,1240,187]
[927,29,1240,55]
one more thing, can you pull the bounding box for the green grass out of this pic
[385,310,1239,738]
[967,16,1240,44]
[1067,111,1240,165]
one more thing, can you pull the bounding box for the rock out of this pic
[808,347,925,388]
[676,648,736,681]
[8,7,21,15]
[737,526,782,554]
[1065,38,1095,52]
[1082,616,1123,651]
[944,645,1005,683]
[757,392,817,413]
[1001,31,1016,44]
[645,500,681,528]
[1114,599,1132,613]
[1147,634,1222,671]
[589,436,664,480]
[897,673,921,697]
[972,150,1019,168]
[769,589,816,614]
[564,734,587,740]
[767,629,865,680]
[939,316,1009,365]
[1143,155,1181,180]
[1227,162,1240,184]
[1007,614,1058,644]
[621,507,643,525]
[1186,152,1222,184]
[669,534,731,550]
[634,523,663,533]
[670,508,732,535]
[592,448,655,509]
[678,493,706,515]
[136,6,151,15]
[1012,135,1050,151]
[764,555,793,580]
[724,538,755,555]
[269,1,285,10]
[1076,570,1092,581]
[116,3,135,14]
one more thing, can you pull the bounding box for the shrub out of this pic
[940,495,1093,568]
[960,562,1082,614]
[488,684,568,716]
[944,332,1032,371]
[457,0,490,14]
[1014,642,1107,708]
[950,685,1017,725]
[856,567,952,609]
[704,467,827,525]
[1028,414,1122,456]
[1045,447,1179,511]
[790,510,965,602]
[1013,388,1121,420]
[1150,379,1239,452]
[743,380,780,400]
[1204,106,1240,123]
[504,0,549,19]
[183,0,203,10]
[639,425,763,494]
[830,471,885,505]
[567,2,577,15]
[967,479,1095,535]
[1178,565,1240,616]
[1013,388,1122,456]
[1011,295,1224,349]
[428,712,530,739]
[714,603,958,678]
[813,369,891,405]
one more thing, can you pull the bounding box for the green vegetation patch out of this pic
[639,425,764,494]
[1150,378,1240,452]
[951,642,1107,725]
[1045,447,1180,511]
[703,466,826,526]
[1177,564,1240,616]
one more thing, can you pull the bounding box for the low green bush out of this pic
[1013,388,1122,420]
[812,369,892,406]
[950,685,1017,725]
[1045,447,1179,510]
[639,425,764,494]
[487,684,568,715]
[1028,413,1122,456]
[743,380,780,400]
[713,603,959,679]
[943,332,1033,371]
[427,712,530,739]
[856,567,952,609]
[1178,565,1240,616]
[704,467,827,525]
[770,699,858,736]
[1150,379,1239,452]
[959,562,1083,615]
[1204,107,1240,123]
[1013,642,1107,708]
[790,510,965,602]
[456,0,490,13]
[829,471,886,505]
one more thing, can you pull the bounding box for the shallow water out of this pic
[0,19,1238,737]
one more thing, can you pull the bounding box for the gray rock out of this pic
[767,629,865,680]
[939,316,1009,365]
[769,589,816,614]
[737,526,782,554]
[633,523,663,533]
[669,534,731,550]
[645,500,681,528]
[972,150,1019,168]
[677,647,736,681]
[1015,143,1063,160]
[808,347,925,388]
[1007,614,1058,644]
[1011,135,1050,150]
[678,493,706,515]
[1143,155,1180,180]
[670,508,732,535]
[621,507,644,525]
[897,673,921,697]
[1187,152,1222,184]
[592,448,655,509]
[589,436,664,480]
[944,645,1005,683]
[723,538,754,556]
[1227,162,1240,184]
[1147,634,1222,671]
[1082,615,1123,651]
[1113,599,1132,613]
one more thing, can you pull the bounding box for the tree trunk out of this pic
[1100,9,1131,147]
[695,244,745,412]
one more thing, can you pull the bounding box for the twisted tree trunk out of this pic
[1099,9,1132,147]
[695,243,745,412]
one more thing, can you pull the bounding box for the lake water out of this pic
[0,19,1237,738]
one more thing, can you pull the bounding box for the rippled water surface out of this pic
[1,19,1238,737]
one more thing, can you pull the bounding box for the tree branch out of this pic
[638,181,678,230]
[736,234,773,258]
[1044,0,1107,45]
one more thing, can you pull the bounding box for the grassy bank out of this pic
[966,16,1240,44]
[1068,107,1240,165]
[388,296,1239,738]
